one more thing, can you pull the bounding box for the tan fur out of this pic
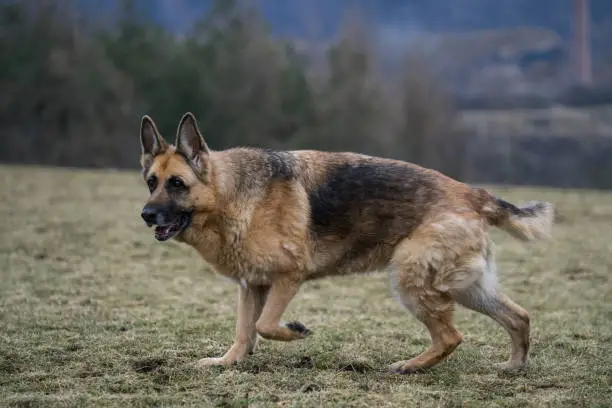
[139,113,554,374]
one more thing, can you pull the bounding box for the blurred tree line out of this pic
[4,0,611,188]
[0,0,461,175]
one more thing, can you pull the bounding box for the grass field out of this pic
[0,165,610,407]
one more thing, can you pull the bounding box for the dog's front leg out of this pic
[196,283,268,367]
[255,277,311,341]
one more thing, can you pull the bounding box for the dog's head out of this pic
[139,112,216,242]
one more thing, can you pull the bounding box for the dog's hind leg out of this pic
[386,214,495,374]
[255,277,311,341]
[452,281,530,371]
[389,279,463,373]
[447,238,530,371]
[197,283,269,367]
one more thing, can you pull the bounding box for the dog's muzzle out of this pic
[141,204,192,241]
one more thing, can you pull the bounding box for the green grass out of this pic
[0,165,611,408]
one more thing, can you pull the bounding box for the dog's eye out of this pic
[146,175,157,192]
[168,176,186,189]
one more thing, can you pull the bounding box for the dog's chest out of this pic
[217,234,305,284]
[187,223,305,285]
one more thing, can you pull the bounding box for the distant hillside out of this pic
[69,0,612,101]
[76,0,612,45]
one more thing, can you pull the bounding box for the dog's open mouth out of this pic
[152,214,191,241]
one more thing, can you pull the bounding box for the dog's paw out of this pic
[388,360,426,374]
[495,360,528,375]
[195,357,236,368]
[285,321,312,338]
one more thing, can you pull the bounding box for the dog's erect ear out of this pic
[140,115,168,159]
[175,112,210,175]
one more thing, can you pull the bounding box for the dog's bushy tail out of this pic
[472,188,554,241]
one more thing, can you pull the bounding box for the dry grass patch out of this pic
[0,165,611,407]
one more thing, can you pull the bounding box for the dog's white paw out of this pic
[195,357,235,367]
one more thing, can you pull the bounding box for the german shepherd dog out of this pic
[139,112,553,373]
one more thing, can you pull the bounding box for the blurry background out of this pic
[2,0,612,187]
[1,3,611,406]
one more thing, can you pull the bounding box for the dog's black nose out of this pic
[141,206,158,226]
